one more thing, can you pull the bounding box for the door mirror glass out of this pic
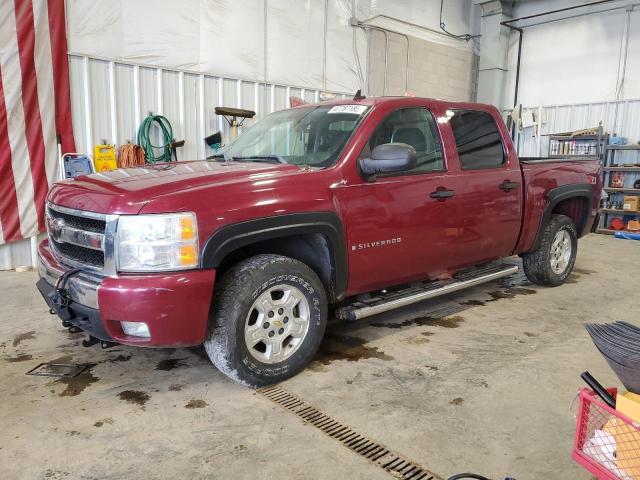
[359,143,417,177]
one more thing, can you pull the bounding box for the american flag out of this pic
[0,0,75,245]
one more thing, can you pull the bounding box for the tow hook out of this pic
[81,335,118,349]
[47,268,82,320]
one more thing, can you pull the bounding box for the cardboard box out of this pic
[603,392,640,479]
[624,196,640,212]
[604,417,640,479]
[618,391,640,422]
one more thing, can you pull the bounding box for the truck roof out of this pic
[301,95,498,112]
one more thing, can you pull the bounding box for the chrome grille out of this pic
[48,208,106,233]
[46,203,108,271]
[50,238,105,267]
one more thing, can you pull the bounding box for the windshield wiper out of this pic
[206,152,233,161]
[233,155,288,164]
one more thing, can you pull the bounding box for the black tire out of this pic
[522,214,578,287]
[204,254,327,387]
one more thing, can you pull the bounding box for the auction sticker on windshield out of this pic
[328,105,368,115]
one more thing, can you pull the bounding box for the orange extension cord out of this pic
[116,143,146,168]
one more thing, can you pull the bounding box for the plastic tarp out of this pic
[66,0,370,93]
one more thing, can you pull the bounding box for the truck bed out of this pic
[515,156,603,254]
[519,155,601,164]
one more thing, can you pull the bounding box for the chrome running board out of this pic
[335,263,519,321]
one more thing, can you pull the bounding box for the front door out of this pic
[335,106,463,294]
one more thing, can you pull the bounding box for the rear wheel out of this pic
[204,254,327,387]
[522,214,578,286]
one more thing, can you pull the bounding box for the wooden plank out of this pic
[605,145,640,151]
[604,188,640,193]
[599,209,640,215]
[603,166,640,172]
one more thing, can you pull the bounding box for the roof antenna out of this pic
[353,89,366,100]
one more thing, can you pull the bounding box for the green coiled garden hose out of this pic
[136,114,173,163]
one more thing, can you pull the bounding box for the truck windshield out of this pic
[219,104,370,168]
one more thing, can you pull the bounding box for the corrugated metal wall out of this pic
[68,54,349,161]
[516,99,640,157]
[0,54,348,270]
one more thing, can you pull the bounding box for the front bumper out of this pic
[37,239,216,347]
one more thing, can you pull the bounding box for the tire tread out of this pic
[522,214,577,287]
[204,254,326,386]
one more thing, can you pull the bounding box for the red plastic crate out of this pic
[573,388,640,479]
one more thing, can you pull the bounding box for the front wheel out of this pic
[522,214,578,286]
[204,254,327,387]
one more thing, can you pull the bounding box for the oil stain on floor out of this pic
[156,357,188,371]
[5,353,33,363]
[93,418,114,428]
[57,367,99,397]
[117,390,150,406]
[488,287,537,301]
[565,273,581,284]
[369,314,465,330]
[573,267,597,275]
[13,330,36,347]
[108,354,132,363]
[461,286,536,306]
[185,399,208,409]
[400,334,432,345]
[311,333,393,368]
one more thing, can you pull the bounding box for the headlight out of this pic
[116,213,198,272]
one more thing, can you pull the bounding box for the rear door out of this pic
[444,108,523,267]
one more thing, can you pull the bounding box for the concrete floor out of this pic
[1,234,638,480]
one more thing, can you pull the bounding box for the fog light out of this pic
[121,321,150,338]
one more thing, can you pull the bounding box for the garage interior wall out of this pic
[367,31,478,100]
[65,0,369,94]
[66,55,350,162]
[503,0,640,108]
[502,1,640,156]
[517,99,640,156]
[365,1,479,100]
[66,0,479,159]
[1,0,478,270]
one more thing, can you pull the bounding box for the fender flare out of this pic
[200,212,348,298]
[529,183,594,252]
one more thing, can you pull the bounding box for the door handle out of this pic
[430,188,455,200]
[499,180,518,192]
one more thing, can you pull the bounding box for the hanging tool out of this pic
[215,107,255,141]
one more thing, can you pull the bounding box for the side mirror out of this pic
[359,143,417,177]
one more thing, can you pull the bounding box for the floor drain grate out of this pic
[26,363,89,378]
[259,385,441,480]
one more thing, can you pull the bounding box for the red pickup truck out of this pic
[37,96,602,386]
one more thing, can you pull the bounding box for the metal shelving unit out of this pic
[597,144,640,234]
[548,125,608,157]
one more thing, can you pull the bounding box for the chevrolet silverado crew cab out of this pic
[37,96,602,386]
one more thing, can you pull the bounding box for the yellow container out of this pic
[93,144,117,172]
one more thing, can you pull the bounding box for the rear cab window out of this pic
[449,110,506,170]
[359,107,445,176]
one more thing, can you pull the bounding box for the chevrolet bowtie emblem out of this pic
[49,217,65,242]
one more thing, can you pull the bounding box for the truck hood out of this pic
[47,161,307,214]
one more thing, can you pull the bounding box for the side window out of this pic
[361,108,444,174]
[449,110,506,170]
